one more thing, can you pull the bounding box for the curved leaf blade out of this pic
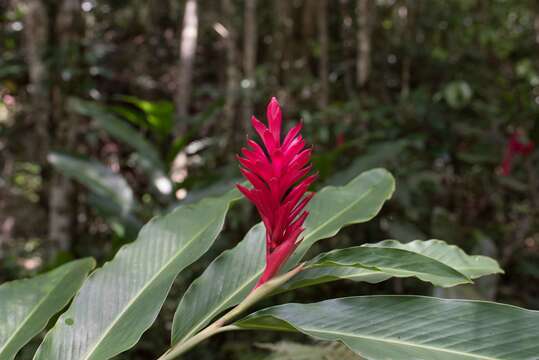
[171,168,395,344]
[0,259,95,360]
[237,296,539,360]
[307,246,471,287]
[278,267,391,293]
[281,239,502,292]
[33,189,240,360]
[49,152,136,216]
[171,224,266,344]
[68,98,163,167]
[68,98,172,195]
[364,239,504,279]
[291,168,396,264]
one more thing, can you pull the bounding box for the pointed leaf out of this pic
[307,246,471,287]
[364,239,504,279]
[0,259,95,360]
[33,189,240,360]
[289,168,395,265]
[237,296,539,360]
[281,239,502,292]
[171,168,395,344]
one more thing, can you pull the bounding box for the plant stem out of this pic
[157,324,238,360]
[157,264,304,360]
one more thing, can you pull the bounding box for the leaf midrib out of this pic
[314,247,471,282]
[178,174,388,343]
[80,205,226,360]
[341,264,467,285]
[239,321,498,360]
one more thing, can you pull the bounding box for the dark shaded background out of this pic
[1,0,538,358]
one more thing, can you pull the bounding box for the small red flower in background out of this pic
[336,132,345,147]
[501,131,534,176]
[237,97,317,287]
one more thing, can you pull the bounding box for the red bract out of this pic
[501,131,534,176]
[237,97,316,287]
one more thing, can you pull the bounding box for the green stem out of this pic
[157,264,304,360]
[157,324,238,360]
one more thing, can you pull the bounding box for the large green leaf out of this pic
[307,246,471,287]
[171,223,266,344]
[171,168,395,344]
[33,189,240,360]
[0,259,95,360]
[288,168,396,265]
[281,239,502,292]
[49,152,136,216]
[236,296,539,360]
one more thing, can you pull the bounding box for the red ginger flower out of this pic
[237,97,317,287]
[501,131,534,176]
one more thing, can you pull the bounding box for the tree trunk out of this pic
[242,0,257,128]
[222,0,239,150]
[47,0,84,254]
[356,0,373,89]
[273,0,292,100]
[317,0,329,108]
[22,0,50,166]
[535,1,539,45]
[302,0,317,39]
[339,0,356,98]
[400,0,416,98]
[174,0,199,137]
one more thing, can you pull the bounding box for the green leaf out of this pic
[0,259,95,360]
[49,152,143,238]
[289,168,396,265]
[33,189,240,360]
[171,223,266,345]
[307,246,471,287]
[171,168,395,344]
[236,296,539,360]
[68,98,172,195]
[69,98,162,166]
[48,152,136,216]
[364,239,504,279]
[119,96,174,135]
[278,267,391,293]
[281,239,502,292]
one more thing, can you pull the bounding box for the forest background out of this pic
[1,0,538,358]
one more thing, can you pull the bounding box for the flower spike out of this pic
[237,97,316,287]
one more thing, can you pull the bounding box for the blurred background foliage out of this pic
[1,0,539,358]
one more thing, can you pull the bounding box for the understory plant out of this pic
[1,98,538,360]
